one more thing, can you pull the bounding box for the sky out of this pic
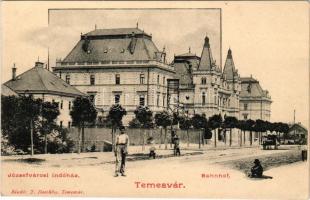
[1,2,309,128]
[48,9,221,67]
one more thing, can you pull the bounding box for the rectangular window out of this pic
[90,74,95,85]
[163,94,166,107]
[68,121,71,128]
[156,94,160,106]
[115,94,120,104]
[69,101,71,110]
[244,103,248,110]
[243,114,248,120]
[60,100,63,109]
[60,121,63,128]
[139,95,145,106]
[65,74,70,84]
[140,74,145,84]
[115,74,120,85]
[202,92,206,105]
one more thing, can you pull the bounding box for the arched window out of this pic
[201,77,207,85]
[202,92,206,105]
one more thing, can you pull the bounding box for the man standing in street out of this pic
[114,126,129,177]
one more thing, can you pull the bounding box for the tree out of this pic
[107,104,127,151]
[236,120,247,146]
[179,116,192,147]
[15,96,41,155]
[133,106,154,128]
[1,95,19,138]
[2,95,77,155]
[155,111,172,149]
[191,114,207,148]
[133,106,154,150]
[223,116,238,146]
[191,114,207,129]
[70,97,97,153]
[253,119,267,145]
[41,101,60,154]
[281,123,290,143]
[245,119,255,146]
[208,114,223,148]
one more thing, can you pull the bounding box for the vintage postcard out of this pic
[1,1,309,199]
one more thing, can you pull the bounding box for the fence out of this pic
[67,127,260,152]
[67,127,202,152]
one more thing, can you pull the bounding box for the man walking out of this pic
[114,126,129,177]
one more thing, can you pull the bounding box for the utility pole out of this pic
[30,119,34,156]
[294,109,296,142]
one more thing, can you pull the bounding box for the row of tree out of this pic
[1,94,291,155]
[125,106,290,148]
[1,95,74,155]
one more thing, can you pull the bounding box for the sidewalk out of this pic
[1,145,202,167]
[1,144,305,168]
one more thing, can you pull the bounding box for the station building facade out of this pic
[52,27,272,124]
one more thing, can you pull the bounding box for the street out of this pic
[1,146,309,199]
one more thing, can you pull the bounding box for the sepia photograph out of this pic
[1,1,309,199]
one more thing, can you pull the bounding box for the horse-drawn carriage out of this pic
[262,135,280,150]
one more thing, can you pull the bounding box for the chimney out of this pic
[12,63,17,80]
[35,61,44,68]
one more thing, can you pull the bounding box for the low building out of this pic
[287,123,308,144]
[3,61,85,127]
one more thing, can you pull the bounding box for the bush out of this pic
[45,127,75,154]
[1,134,16,155]
[128,118,141,128]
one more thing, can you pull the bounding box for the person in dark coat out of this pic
[250,159,263,178]
[173,134,181,156]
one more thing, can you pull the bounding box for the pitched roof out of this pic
[173,62,193,86]
[1,84,18,96]
[83,28,148,37]
[197,36,214,71]
[62,28,162,63]
[4,62,85,97]
[289,123,308,133]
[223,49,237,80]
[176,52,197,58]
[240,77,271,99]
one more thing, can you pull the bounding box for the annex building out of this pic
[52,27,272,124]
[3,62,85,127]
